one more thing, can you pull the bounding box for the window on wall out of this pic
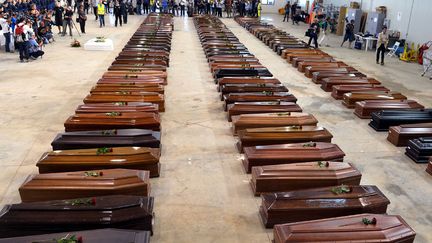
[261,0,275,5]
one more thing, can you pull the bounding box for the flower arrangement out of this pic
[331,185,352,194]
[70,39,81,47]
[362,217,377,225]
[84,171,104,177]
[105,112,121,117]
[32,234,83,243]
[95,36,106,42]
[65,197,97,206]
[101,129,117,135]
[317,161,330,168]
[302,142,317,147]
[96,147,113,155]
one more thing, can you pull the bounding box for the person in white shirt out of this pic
[0,14,12,52]
[376,26,389,65]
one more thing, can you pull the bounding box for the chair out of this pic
[387,41,400,57]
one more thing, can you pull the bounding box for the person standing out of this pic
[92,0,99,20]
[290,1,297,24]
[318,17,330,46]
[136,0,142,14]
[307,18,320,49]
[120,0,127,24]
[15,19,32,62]
[215,0,222,17]
[376,26,389,65]
[114,0,122,26]
[78,5,87,33]
[257,0,261,18]
[53,2,64,34]
[340,18,355,48]
[97,0,105,27]
[225,0,232,17]
[179,0,186,16]
[143,0,149,14]
[282,1,290,22]
[0,14,11,52]
[62,6,73,36]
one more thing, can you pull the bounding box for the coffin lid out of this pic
[232,101,296,106]
[45,147,157,157]
[245,125,325,133]
[252,142,341,151]
[59,129,158,138]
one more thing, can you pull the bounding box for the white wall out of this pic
[321,0,432,45]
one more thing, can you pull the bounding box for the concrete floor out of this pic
[0,13,431,242]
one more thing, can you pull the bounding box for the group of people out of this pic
[283,1,308,25]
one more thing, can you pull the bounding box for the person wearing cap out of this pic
[376,26,389,65]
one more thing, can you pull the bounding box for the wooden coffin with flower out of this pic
[19,169,150,202]
[83,92,164,112]
[236,126,333,153]
[331,84,389,99]
[275,43,309,55]
[91,84,165,94]
[260,185,390,228]
[354,100,424,119]
[251,162,361,196]
[220,84,288,98]
[290,56,333,67]
[405,137,432,163]
[97,77,165,86]
[312,72,366,84]
[208,55,256,63]
[227,102,302,122]
[75,102,159,114]
[102,71,167,81]
[64,112,161,132]
[211,64,266,74]
[217,77,280,88]
[51,129,160,150]
[0,229,151,243]
[242,142,345,173]
[273,214,416,243]
[369,109,432,131]
[108,65,167,72]
[223,92,297,111]
[283,50,328,61]
[231,112,318,135]
[303,65,354,78]
[342,91,407,109]
[387,123,432,146]
[321,77,380,92]
[0,195,154,238]
[36,147,161,177]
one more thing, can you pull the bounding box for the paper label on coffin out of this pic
[227,101,302,122]
[64,112,161,132]
[242,142,345,173]
[260,185,390,228]
[273,213,416,243]
[75,102,159,114]
[342,91,407,108]
[83,93,165,112]
[369,109,432,131]
[354,100,424,119]
[237,125,333,153]
[37,147,161,177]
[250,161,361,196]
[51,129,161,150]
[231,112,318,135]
[19,168,151,202]
[387,123,432,146]
[0,195,154,238]
[405,137,432,163]
[0,229,151,243]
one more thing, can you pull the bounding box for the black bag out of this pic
[76,17,80,22]
[305,28,312,37]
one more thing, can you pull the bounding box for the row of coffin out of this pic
[235,17,432,173]
[0,13,174,242]
[193,15,416,243]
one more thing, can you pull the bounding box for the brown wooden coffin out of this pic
[283,50,327,61]
[220,84,288,99]
[292,56,333,67]
[387,123,432,146]
[91,84,164,94]
[273,213,416,243]
[75,102,159,114]
[312,72,366,84]
[217,77,281,90]
[231,112,318,135]
[211,64,265,73]
[237,126,333,153]
[19,168,150,202]
[242,142,345,173]
[321,77,381,92]
[260,185,390,228]
[342,91,407,108]
[36,147,160,177]
[427,160,432,175]
[354,100,425,119]
[83,93,165,112]
[102,71,167,81]
[0,195,154,238]
[251,162,361,196]
[251,161,361,196]
[0,229,151,243]
[64,112,161,132]
[97,77,165,86]
[223,92,297,111]
[108,64,167,72]
[331,84,389,99]
[305,67,356,78]
[227,101,302,122]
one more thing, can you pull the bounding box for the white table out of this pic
[84,38,114,51]
[355,34,378,52]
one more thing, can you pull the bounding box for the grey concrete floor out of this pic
[0,13,431,242]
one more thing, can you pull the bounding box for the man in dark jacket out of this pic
[120,0,127,24]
